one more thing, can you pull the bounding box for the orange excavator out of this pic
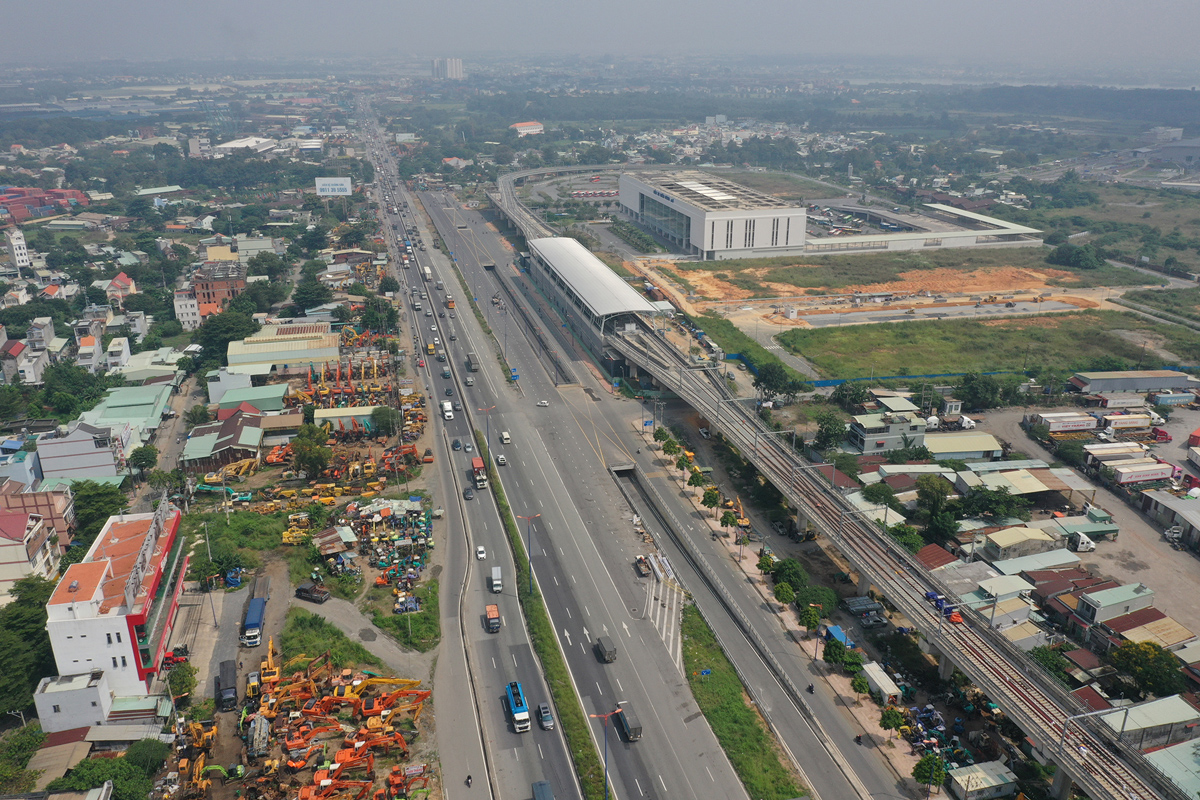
[285,744,326,773]
[334,730,408,758]
[360,688,431,718]
[314,752,374,782]
[285,721,345,752]
[297,779,373,800]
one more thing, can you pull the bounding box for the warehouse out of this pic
[1069,370,1195,394]
[525,237,657,355]
[226,322,340,374]
[618,171,808,260]
[924,432,1004,462]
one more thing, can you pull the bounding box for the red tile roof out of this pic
[49,561,110,605]
[1071,686,1112,712]
[1064,648,1102,671]
[0,511,32,542]
[1102,607,1167,634]
[916,543,959,571]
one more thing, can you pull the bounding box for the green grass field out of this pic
[779,310,1200,379]
[681,605,806,800]
[369,579,441,653]
[673,247,1148,297]
[723,171,836,201]
[1121,286,1200,325]
[280,607,384,669]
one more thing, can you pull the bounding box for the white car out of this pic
[537,400,549,407]
[476,546,486,560]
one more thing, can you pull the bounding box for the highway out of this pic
[418,192,748,800]
[360,122,578,800]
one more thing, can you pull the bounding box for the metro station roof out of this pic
[528,238,656,318]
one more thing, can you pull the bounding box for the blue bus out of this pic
[506,681,531,732]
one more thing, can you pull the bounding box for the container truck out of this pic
[1044,415,1098,433]
[240,597,266,647]
[466,353,479,372]
[491,567,502,593]
[507,681,531,732]
[1189,447,1200,469]
[614,705,642,741]
[1153,392,1194,406]
[1103,414,1152,430]
[471,456,488,489]
[1113,463,1180,485]
[1189,427,1200,448]
[486,604,501,633]
[217,660,239,710]
[423,266,432,282]
[446,295,455,309]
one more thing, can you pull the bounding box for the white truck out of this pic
[441,401,454,420]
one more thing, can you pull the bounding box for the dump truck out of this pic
[486,604,501,633]
[472,456,488,489]
[295,582,331,604]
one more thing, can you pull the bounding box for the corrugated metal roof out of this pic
[1102,696,1200,732]
[528,238,656,318]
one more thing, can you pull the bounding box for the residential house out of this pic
[205,367,252,405]
[0,478,75,551]
[1071,583,1155,637]
[180,410,263,472]
[89,272,136,308]
[105,337,130,371]
[38,423,130,480]
[3,285,30,307]
[0,327,24,384]
[0,511,59,603]
[16,346,49,385]
[26,317,55,351]
[173,285,201,331]
[847,411,927,453]
[982,527,1061,563]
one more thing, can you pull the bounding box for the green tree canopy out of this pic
[799,604,821,633]
[47,754,153,800]
[822,636,845,666]
[912,752,946,788]
[773,581,795,608]
[370,406,404,437]
[1110,641,1185,697]
[195,311,259,365]
[720,510,738,529]
[128,445,158,477]
[1029,646,1072,687]
[701,487,721,514]
[812,410,847,452]
[830,381,870,411]
[772,558,809,592]
[851,674,870,695]
[959,485,1031,522]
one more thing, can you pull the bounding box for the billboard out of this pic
[315,177,353,196]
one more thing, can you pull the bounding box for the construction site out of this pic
[166,642,434,800]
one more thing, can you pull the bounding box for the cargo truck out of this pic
[614,705,641,741]
[423,266,432,282]
[507,681,531,732]
[216,660,239,711]
[1044,416,1097,433]
[446,296,455,309]
[240,597,266,647]
[471,456,488,489]
[486,604,501,633]
[436,280,444,290]
[491,567,502,593]
[295,582,330,603]
[1113,462,1181,485]
[1189,427,1200,448]
[442,401,454,420]
[1190,447,1200,469]
[1103,414,1152,430]
[466,353,479,372]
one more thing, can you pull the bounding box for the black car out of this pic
[452,439,462,451]
[463,488,474,500]
[445,387,454,396]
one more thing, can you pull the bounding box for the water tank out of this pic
[926,416,940,428]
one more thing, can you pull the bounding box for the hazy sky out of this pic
[8,0,1199,80]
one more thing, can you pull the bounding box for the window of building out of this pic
[116,632,121,643]
[112,658,118,668]
[52,705,60,713]
[107,633,112,645]
[91,701,98,707]
[121,656,127,667]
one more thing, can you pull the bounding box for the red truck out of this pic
[1152,427,1173,443]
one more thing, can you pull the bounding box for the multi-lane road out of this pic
[362,118,747,800]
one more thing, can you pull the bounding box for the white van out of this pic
[500,431,511,444]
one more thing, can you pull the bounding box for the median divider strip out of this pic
[475,430,606,800]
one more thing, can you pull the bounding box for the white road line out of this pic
[565,607,572,619]
[571,574,576,584]
[584,606,590,617]
[553,575,559,586]
[596,682,603,696]
[491,657,496,669]
[658,775,667,792]
[616,678,623,693]
[512,653,518,667]
[634,778,644,796]
[538,743,544,760]
[706,766,714,782]
[542,548,548,557]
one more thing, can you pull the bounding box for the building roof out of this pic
[1071,685,1112,712]
[924,432,1003,456]
[528,238,656,318]
[630,170,800,212]
[1101,695,1200,733]
[1145,739,1200,798]
[217,384,289,412]
[993,549,1081,575]
[915,543,959,570]
[1082,583,1153,608]
[1075,369,1190,382]
[77,383,173,437]
[48,560,109,605]
[988,527,1055,548]
[947,760,1017,789]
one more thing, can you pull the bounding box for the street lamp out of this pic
[517,513,541,596]
[477,405,495,453]
[589,706,624,800]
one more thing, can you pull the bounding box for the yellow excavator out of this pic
[260,637,280,686]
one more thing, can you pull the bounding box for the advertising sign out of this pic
[315,177,353,196]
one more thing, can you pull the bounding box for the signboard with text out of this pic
[315,177,353,196]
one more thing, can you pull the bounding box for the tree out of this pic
[370,406,404,437]
[0,577,56,715]
[246,252,288,281]
[701,487,721,516]
[1109,641,1185,697]
[772,558,809,592]
[652,427,669,443]
[862,482,896,507]
[912,752,946,791]
[195,311,259,365]
[830,381,870,411]
[687,470,707,495]
[811,410,847,451]
[720,510,738,530]
[166,663,198,707]
[128,445,158,478]
[842,649,865,675]
[773,581,795,610]
[291,278,333,310]
[379,276,400,295]
[757,554,776,574]
[915,474,951,521]
[926,511,960,544]
[292,436,331,478]
[851,674,870,695]
[799,604,821,634]
[1029,646,1072,687]
[959,486,1031,522]
[957,373,1003,410]
[752,362,789,401]
[47,755,153,800]
[124,738,170,777]
[822,636,845,666]
[830,452,860,482]
[888,523,926,555]
[184,404,210,428]
[675,454,692,474]
[661,439,680,458]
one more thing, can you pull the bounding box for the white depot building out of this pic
[618,170,807,260]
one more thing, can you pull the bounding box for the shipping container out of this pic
[1046,416,1098,433]
[1113,463,1178,485]
[1103,414,1152,430]
[1153,392,1195,406]
[1189,427,1200,448]
[1189,447,1200,469]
